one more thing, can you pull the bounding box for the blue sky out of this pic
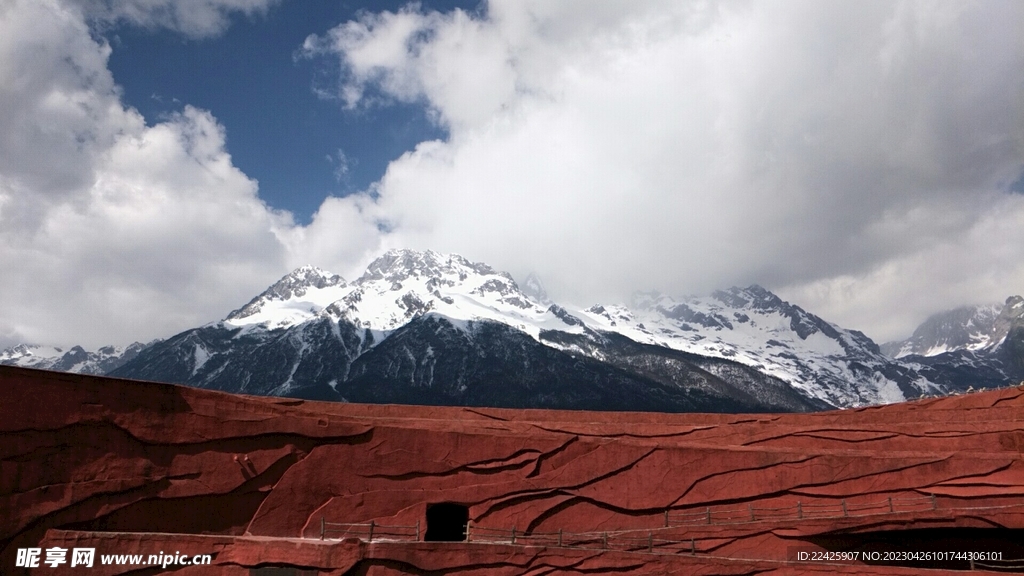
[106,1,477,223]
[1,0,1022,349]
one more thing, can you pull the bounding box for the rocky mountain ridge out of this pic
[882,296,1024,358]
[4,249,1019,411]
[0,342,146,375]
[880,296,1024,391]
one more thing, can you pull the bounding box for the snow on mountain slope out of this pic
[224,250,587,340]
[224,265,349,330]
[0,342,146,374]
[0,344,66,367]
[10,249,957,408]
[878,296,1024,389]
[211,251,935,407]
[882,296,1024,358]
[576,286,927,406]
[881,304,1003,358]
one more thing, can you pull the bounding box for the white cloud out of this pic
[2,0,1023,351]
[0,0,289,348]
[302,0,1024,341]
[69,0,281,38]
[779,193,1024,340]
[327,148,353,183]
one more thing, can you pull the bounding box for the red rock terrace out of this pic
[2,365,1024,575]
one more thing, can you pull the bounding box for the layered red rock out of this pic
[3,365,1023,575]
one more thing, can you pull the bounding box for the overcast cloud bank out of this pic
[1,0,1022,348]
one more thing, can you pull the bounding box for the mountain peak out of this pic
[521,273,550,304]
[709,284,785,311]
[1,342,145,374]
[358,249,499,285]
[282,265,346,288]
[882,302,1005,358]
[226,266,346,322]
[1004,295,1024,314]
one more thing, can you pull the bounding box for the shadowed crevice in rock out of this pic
[463,409,510,422]
[2,447,307,563]
[343,554,650,576]
[527,437,580,478]
[358,448,548,480]
[530,423,715,440]
[3,422,373,468]
[741,428,903,446]
[671,455,821,505]
[520,495,664,534]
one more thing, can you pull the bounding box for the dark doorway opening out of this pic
[424,503,469,542]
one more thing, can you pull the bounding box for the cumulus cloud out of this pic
[0,0,289,348]
[2,0,1024,350]
[302,0,1024,340]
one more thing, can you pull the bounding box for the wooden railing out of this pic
[320,519,420,541]
[316,498,1024,571]
[666,495,937,526]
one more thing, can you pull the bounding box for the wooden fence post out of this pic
[320,516,325,541]
[748,504,755,521]
[841,500,848,517]
[511,527,516,545]
[888,497,894,513]
[691,538,695,555]
[705,507,712,524]
[466,521,472,542]
[648,532,653,552]
[558,529,563,547]
[416,520,420,541]
[602,532,608,550]
[664,510,669,527]
[931,494,937,510]
[797,501,803,519]
[368,520,375,542]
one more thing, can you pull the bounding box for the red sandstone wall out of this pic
[3,365,1023,574]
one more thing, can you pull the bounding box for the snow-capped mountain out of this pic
[225,251,579,339]
[880,296,1024,389]
[9,249,1012,411]
[100,250,827,411]
[570,286,939,407]
[0,342,146,375]
[881,298,1022,358]
[225,264,348,329]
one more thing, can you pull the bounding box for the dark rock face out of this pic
[115,315,822,413]
[4,366,1024,575]
[539,329,828,412]
[111,318,366,397]
[999,325,1024,379]
[659,303,733,330]
[547,304,585,327]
